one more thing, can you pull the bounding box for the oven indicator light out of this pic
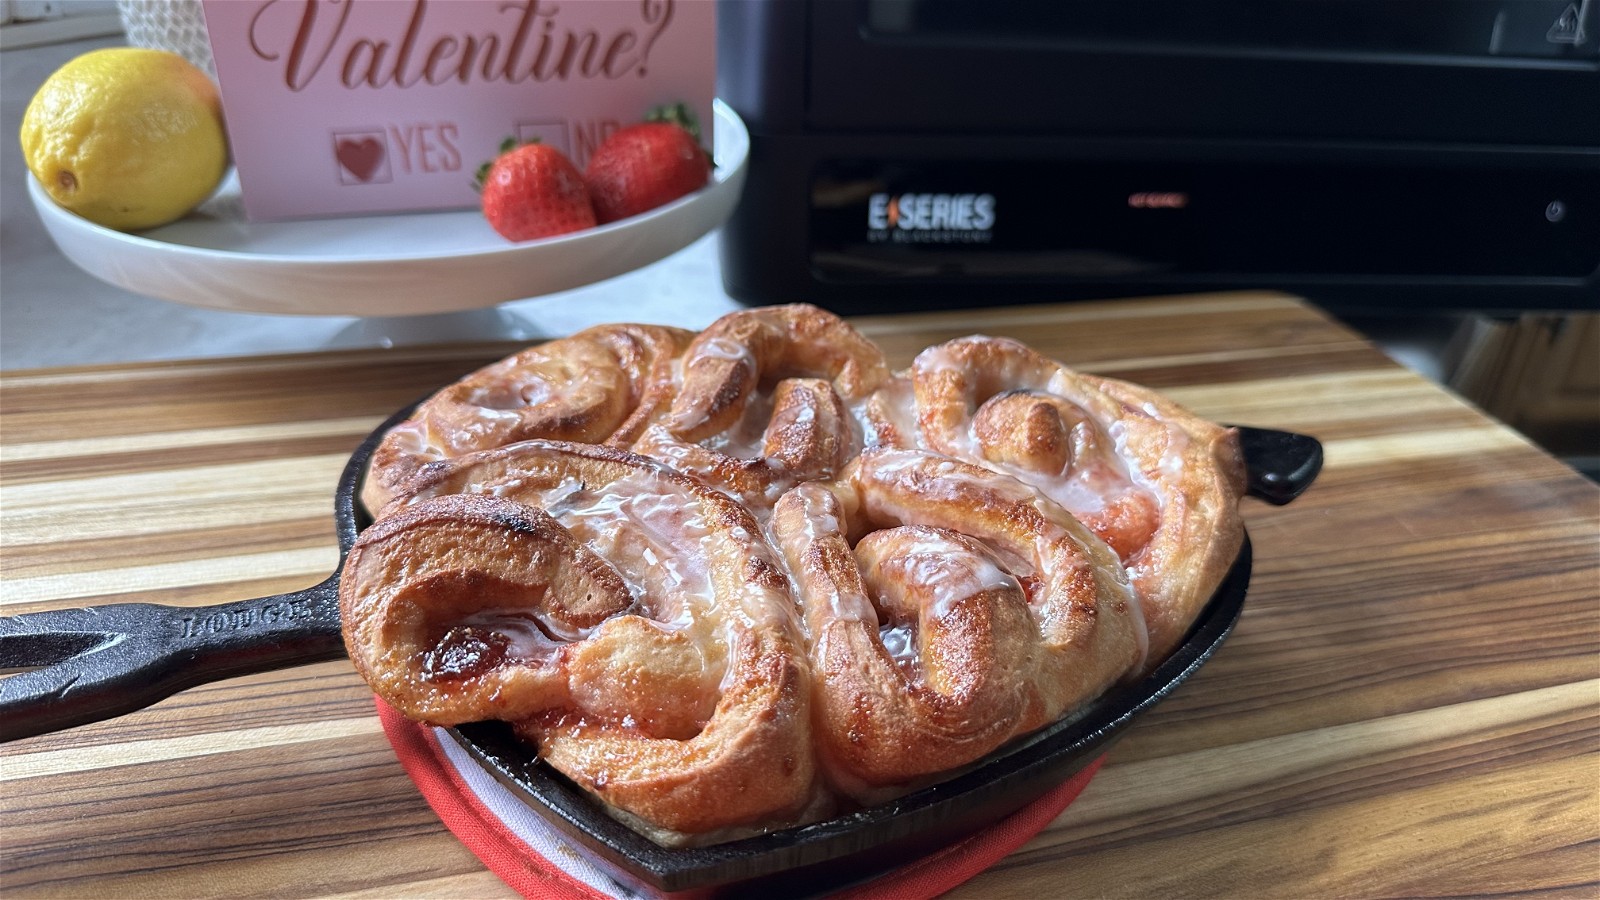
[1128,191,1189,209]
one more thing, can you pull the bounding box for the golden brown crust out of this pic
[664,304,890,442]
[517,624,818,838]
[1079,372,1247,662]
[340,493,632,724]
[360,324,691,513]
[343,440,819,838]
[628,305,890,513]
[768,449,1143,798]
[908,336,1246,664]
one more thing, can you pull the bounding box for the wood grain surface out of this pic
[2,292,1596,899]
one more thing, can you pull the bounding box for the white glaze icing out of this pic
[459,608,568,661]
[545,472,713,628]
[872,533,1018,623]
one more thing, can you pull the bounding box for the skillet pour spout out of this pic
[0,400,1320,744]
[0,405,405,744]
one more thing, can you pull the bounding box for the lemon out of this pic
[20,48,228,232]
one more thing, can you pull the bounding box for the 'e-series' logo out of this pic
[867,192,995,244]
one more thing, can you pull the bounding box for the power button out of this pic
[1545,200,1568,223]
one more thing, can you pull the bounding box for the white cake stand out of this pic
[29,101,749,319]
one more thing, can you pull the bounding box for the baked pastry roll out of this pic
[630,304,892,513]
[341,441,819,841]
[361,323,691,513]
[769,448,1145,800]
[340,305,1261,844]
[909,336,1247,662]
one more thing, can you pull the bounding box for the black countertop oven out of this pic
[715,0,1600,315]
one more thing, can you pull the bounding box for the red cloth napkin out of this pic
[378,699,1102,899]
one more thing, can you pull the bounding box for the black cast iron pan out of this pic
[0,404,1320,892]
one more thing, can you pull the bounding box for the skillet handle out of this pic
[0,575,346,743]
[1235,426,1323,506]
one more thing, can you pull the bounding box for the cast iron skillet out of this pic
[0,406,1320,892]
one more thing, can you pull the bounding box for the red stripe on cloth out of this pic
[378,698,1101,899]
[380,699,613,900]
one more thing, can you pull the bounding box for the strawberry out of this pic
[477,139,596,242]
[584,105,711,224]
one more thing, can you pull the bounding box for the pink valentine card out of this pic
[200,0,715,221]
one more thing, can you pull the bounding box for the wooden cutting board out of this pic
[2,292,1596,898]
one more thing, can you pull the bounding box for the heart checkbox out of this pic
[333,131,391,185]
